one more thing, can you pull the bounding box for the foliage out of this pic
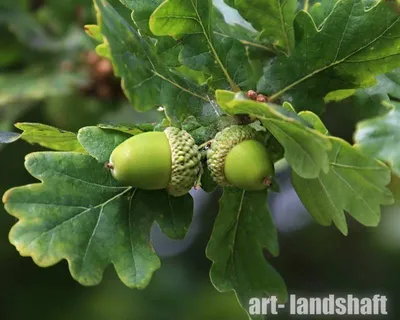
[1,0,399,319]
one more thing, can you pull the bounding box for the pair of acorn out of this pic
[108,125,274,196]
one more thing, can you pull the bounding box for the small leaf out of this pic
[95,42,112,59]
[258,0,400,112]
[382,68,400,100]
[14,123,85,152]
[183,114,238,145]
[207,188,287,319]
[119,0,163,35]
[230,0,297,54]
[298,111,329,135]
[84,24,103,42]
[150,0,210,35]
[0,104,32,152]
[97,123,153,135]
[77,126,131,163]
[324,89,356,103]
[179,32,254,90]
[213,6,276,61]
[215,89,236,110]
[354,102,400,176]
[154,189,193,239]
[292,137,394,235]
[216,92,332,178]
[0,131,21,144]
[310,0,339,27]
[200,164,218,193]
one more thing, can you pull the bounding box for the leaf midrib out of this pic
[221,190,245,286]
[189,0,239,91]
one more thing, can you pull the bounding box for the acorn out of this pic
[207,125,274,191]
[108,127,201,197]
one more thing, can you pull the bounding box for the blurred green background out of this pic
[1,1,399,319]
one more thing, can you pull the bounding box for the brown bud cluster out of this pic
[245,90,269,103]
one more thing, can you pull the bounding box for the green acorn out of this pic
[108,127,201,197]
[207,125,274,191]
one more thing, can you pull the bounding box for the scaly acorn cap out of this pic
[164,127,202,197]
[207,125,260,186]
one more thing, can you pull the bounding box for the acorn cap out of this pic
[207,125,260,186]
[164,127,202,197]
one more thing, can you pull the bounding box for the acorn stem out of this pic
[199,139,213,150]
[263,176,272,187]
[104,162,114,170]
[194,165,204,190]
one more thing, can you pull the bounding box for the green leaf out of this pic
[95,42,112,59]
[216,92,332,179]
[310,0,339,27]
[354,102,400,176]
[149,0,243,91]
[324,89,356,103]
[177,28,254,89]
[3,129,194,288]
[95,0,214,125]
[156,37,183,68]
[377,68,400,100]
[258,0,400,112]
[149,0,211,35]
[174,65,208,85]
[0,131,20,144]
[14,123,85,152]
[213,5,276,62]
[213,4,257,40]
[200,164,218,193]
[230,0,297,54]
[120,0,185,68]
[183,114,239,145]
[215,90,235,110]
[120,0,185,70]
[77,126,132,163]
[153,189,194,239]
[97,123,153,135]
[119,0,163,35]
[298,111,329,135]
[84,24,103,42]
[292,137,394,235]
[207,188,287,319]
